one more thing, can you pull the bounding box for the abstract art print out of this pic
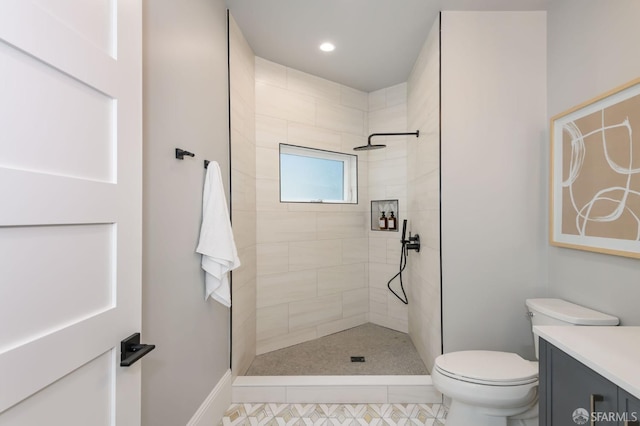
[550,78,640,258]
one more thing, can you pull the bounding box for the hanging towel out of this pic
[195,161,241,307]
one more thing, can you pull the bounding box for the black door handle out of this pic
[120,333,155,367]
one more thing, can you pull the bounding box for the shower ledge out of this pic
[232,375,441,404]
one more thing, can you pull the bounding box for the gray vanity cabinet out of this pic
[619,389,640,426]
[539,338,640,425]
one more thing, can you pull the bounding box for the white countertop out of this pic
[535,326,640,399]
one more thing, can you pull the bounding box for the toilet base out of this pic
[444,399,538,426]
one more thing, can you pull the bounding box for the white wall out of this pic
[407,16,442,371]
[547,0,640,324]
[142,1,230,424]
[441,11,548,359]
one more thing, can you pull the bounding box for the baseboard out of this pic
[186,369,232,426]
[232,375,441,404]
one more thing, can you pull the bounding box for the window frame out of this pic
[279,143,358,204]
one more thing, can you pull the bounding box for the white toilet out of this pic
[432,298,619,426]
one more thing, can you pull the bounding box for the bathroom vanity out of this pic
[536,326,640,426]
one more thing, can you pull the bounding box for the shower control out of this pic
[405,233,421,252]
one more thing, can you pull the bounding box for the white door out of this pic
[0,1,143,425]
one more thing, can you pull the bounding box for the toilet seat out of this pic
[434,350,538,386]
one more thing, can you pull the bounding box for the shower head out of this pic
[353,142,386,151]
[353,130,420,152]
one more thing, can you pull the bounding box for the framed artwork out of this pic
[550,77,640,258]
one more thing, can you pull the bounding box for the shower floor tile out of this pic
[220,403,447,426]
[246,323,429,376]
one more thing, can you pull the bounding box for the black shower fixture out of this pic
[353,130,420,151]
[387,220,420,305]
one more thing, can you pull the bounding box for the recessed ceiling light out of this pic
[319,42,335,52]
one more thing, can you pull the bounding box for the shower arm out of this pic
[368,130,419,145]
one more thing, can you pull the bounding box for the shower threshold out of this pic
[232,374,440,404]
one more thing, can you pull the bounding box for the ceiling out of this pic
[224,0,547,92]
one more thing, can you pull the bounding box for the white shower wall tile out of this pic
[289,293,343,331]
[231,131,256,178]
[255,178,287,212]
[287,122,342,152]
[230,16,256,376]
[341,133,368,151]
[369,288,388,316]
[385,83,408,107]
[257,270,317,308]
[340,85,368,111]
[255,146,280,179]
[407,17,441,372]
[368,237,388,264]
[255,57,287,88]
[233,245,257,289]
[257,327,318,355]
[257,211,317,243]
[317,212,368,240]
[287,67,342,104]
[342,287,369,317]
[287,202,343,213]
[316,313,368,338]
[317,263,367,296]
[256,81,316,125]
[369,312,408,333]
[231,210,255,263]
[368,104,407,134]
[387,293,409,321]
[366,80,409,333]
[368,89,387,111]
[256,242,289,275]
[289,239,343,272]
[369,157,406,187]
[316,102,365,135]
[386,238,404,266]
[256,58,370,353]
[232,310,256,376]
[341,238,369,264]
[256,304,289,341]
[232,167,257,209]
[233,280,257,333]
[255,114,287,148]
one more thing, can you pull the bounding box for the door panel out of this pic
[0,38,115,182]
[0,351,115,426]
[0,0,141,424]
[0,224,115,349]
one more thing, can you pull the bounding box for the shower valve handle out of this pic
[405,233,421,252]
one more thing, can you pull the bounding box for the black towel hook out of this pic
[204,160,210,169]
[175,148,195,160]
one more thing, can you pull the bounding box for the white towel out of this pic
[195,161,241,306]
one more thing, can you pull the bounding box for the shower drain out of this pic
[350,356,365,362]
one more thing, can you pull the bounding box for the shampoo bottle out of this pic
[388,211,396,230]
[379,211,388,230]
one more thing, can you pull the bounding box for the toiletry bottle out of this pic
[379,211,388,230]
[388,211,396,230]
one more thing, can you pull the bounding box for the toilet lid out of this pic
[434,351,538,385]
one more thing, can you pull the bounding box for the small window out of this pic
[279,144,358,204]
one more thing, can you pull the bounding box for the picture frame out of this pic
[550,77,640,258]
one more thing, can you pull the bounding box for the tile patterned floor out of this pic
[221,403,447,426]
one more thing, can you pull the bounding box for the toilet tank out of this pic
[525,298,619,358]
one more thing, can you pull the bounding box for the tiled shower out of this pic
[229,14,441,376]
